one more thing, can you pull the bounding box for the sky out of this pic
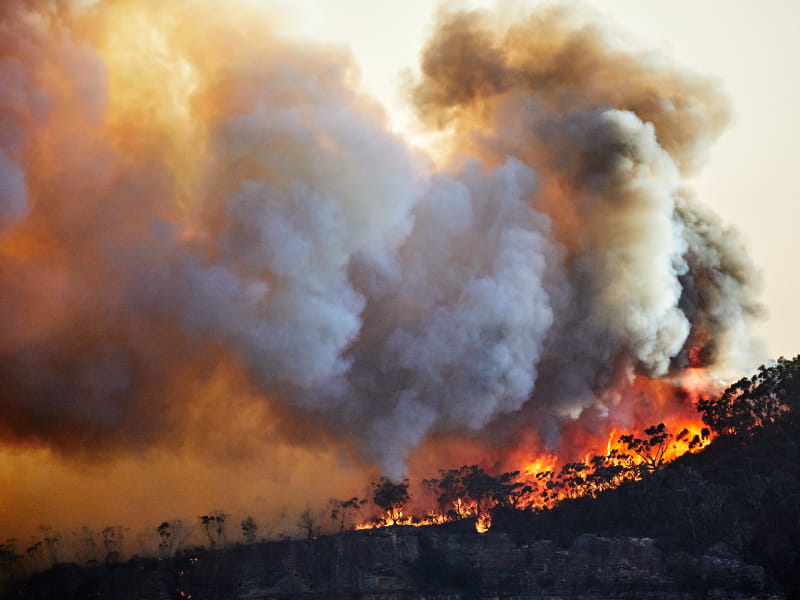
[287,0,800,364]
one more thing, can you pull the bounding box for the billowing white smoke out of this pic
[152,115,562,478]
[346,159,559,477]
[540,108,690,375]
[0,1,761,478]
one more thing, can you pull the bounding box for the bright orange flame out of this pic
[524,455,557,476]
[357,368,721,531]
[506,369,717,511]
[475,513,491,533]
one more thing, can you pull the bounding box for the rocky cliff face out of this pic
[14,528,778,599]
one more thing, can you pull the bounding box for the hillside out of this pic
[8,527,776,600]
[490,357,800,594]
[5,358,800,599]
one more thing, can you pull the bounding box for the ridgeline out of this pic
[5,357,800,599]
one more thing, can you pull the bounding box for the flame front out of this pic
[354,368,717,531]
[503,369,717,511]
[475,513,491,534]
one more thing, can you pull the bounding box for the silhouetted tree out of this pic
[533,470,557,507]
[156,522,173,559]
[240,516,258,544]
[71,526,99,564]
[424,469,471,520]
[199,511,229,550]
[583,451,634,497]
[697,355,800,438]
[424,466,522,520]
[619,423,672,474]
[101,526,125,564]
[461,466,498,515]
[372,477,410,524]
[296,509,319,542]
[553,462,591,499]
[25,541,43,573]
[156,520,191,558]
[674,427,709,452]
[39,526,60,565]
[0,539,21,584]
[329,497,367,533]
[505,480,535,510]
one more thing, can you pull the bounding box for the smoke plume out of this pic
[0,0,761,530]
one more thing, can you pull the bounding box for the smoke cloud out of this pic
[0,0,761,529]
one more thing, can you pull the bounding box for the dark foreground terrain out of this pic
[8,526,779,600]
[7,358,800,599]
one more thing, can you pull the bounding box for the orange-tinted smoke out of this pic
[0,0,387,538]
[0,0,763,541]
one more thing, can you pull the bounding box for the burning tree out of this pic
[424,466,521,522]
[424,469,473,520]
[490,419,713,514]
[618,423,673,475]
[372,477,410,525]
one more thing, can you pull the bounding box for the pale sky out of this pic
[278,0,800,365]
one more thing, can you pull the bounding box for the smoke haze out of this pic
[0,0,761,537]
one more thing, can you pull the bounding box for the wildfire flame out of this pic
[357,367,718,532]
[475,513,491,534]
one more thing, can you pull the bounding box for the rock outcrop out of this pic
[13,528,778,599]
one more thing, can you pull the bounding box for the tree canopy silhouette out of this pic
[372,478,410,525]
[697,355,800,438]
